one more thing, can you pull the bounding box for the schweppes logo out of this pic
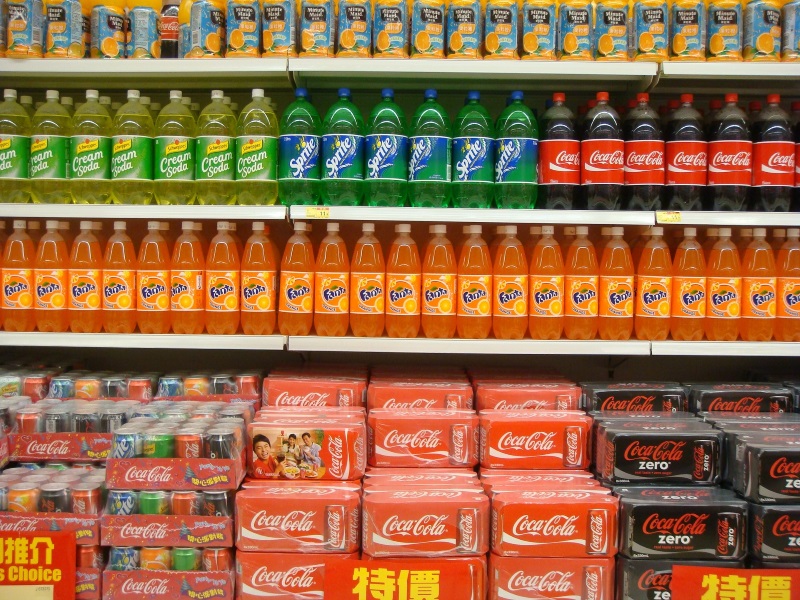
[31,138,48,153]
[76,139,99,154]
[207,140,229,155]
[113,138,132,153]
[0,139,10,151]
[240,139,263,155]
[166,139,188,155]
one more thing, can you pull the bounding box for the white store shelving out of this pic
[655,211,800,228]
[651,340,800,357]
[0,332,287,350]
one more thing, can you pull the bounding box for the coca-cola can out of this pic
[211,373,237,395]
[205,430,235,460]
[100,407,127,433]
[175,432,204,458]
[235,373,261,397]
[586,508,609,555]
[77,545,104,569]
[450,424,470,466]
[202,491,230,517]
[72,482,102,514]
[72,408,101,433]
[564,425,585,468]
[325,504,347,551]
[23,373,49,402]
[127,376,154,400]
[202,548,232,571]
[457,507,479,553]
[38,483,71,513]
[171,490,202,516]
[44,406,71,433]
[15,407,43,433]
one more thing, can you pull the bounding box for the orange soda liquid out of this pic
[102,221,137,334]
[34,220,69,333]
[489,226,508,263]
[68,221,103,333]
[457,225,492,339]
[241,222,277,336]
[635,226,672,341]
[205,221,240,335]
[705,228,742,342]
[2,220,36,332]
[171,221,205,334]
[421,224,456,339]
[564,226,599,340]
[740,228,776,342]
[529,225,564,340]
[670,227,707,341]
[137,221,171,334]
[493,226,528,340]
[278,221,315,336]
[598,226,634,340]
[702,228,719,257]
[385,224,421,338]
[315,222,350,337]
[776,228,800,342]
[523,225,541,259]
[350,222,386,338]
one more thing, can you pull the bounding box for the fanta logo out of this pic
[325,136,357,178]
[165,139,188,155]
[76,138,99,154]
[643,289,667,305]
[4,281,28,296]
[31,139,48,153]
[683,290,705,305]
[752,290,775,307]
[113,138,131,154]
[244,284,267,300]
[507,571,573,593]
[360,286,383,302]
[572,288,596,304]
[712,290,737,306]
[673,151,707,167]
[642,513,708,536]
[589,150,624,166]
[382,514,447,538]
[105,282,127,297]
[711,151,751,168]
[609,289,631,305]
[209,283,234,299]
[206,139,229,155]
[767,152,794,168]
[626,150,663,167]
[36,282,60,297]
[240,139,263,155]
[389,287,412,303]
[786,291,800,307]
[534,288,559,303]
[72,281,96,297]
[171,282,189,296]
[555,150,580,167]
[289,137,318,177]
[367,135,399,178]
[286,285,310,301]
[141,283,166,300]
[498,288,522,305]
[637,569,671,592]
[425,287,448,302]
[456,138,489,180]
[323,286,346,302]
[251,565,319,590]
[462,288,487,304]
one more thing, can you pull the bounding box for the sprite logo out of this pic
[367,135,399,178]
[289,136,318,178]
[456,138,489,181]
[325,135,358,178]
[409,137,433,178]
[496,140,523,180]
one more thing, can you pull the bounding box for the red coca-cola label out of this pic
[624,140,665,186]
[581,139,624,185]
[539,139,581,185]
[752,141,795,187]
[160,14,179,41]
[666,140,708,186]
[708,140,753,186]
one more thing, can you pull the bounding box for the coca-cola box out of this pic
[726,429,800,485]
[489,555,614,600]
[102,570,234,599]
[262,372,368,408]
[738,443,800,504]
[367,381,474,411]
[106,457,244,491]
[581,382,688,413]
[688,383,794,413]
[0,512,100,545]
[751,504,800,562]
[363,468,479,488]
[475,382,581,412]
[236,552,360,599]
[10,433,112,461]
[76,567,101,600]
[616,557,745,600]
[101,514,233,547]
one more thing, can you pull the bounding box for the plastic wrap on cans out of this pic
[617,486,747,560]
[483,479,609,498]
[479,410,591,470]
[363,555,487,600]
[616,557,745,600]
[363,468,480,487]
[581,382,688,412]
[688,383,795,413]
[236,552,360,599]
[725,429,800,485]
[367,381,474,411]
[488,555,615,600]
[241,479,363,493]
[700,412,800,426]
[361,488,489,557]
[475,382,581,411]
[751,504,800,562]
[368,410,479,468]
[468,368,570,383]
[262,370,368,408]
[479,468,598,480]
[737,443,800,504]
[235,486,361,553]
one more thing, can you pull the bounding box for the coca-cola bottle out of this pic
[707,93,752,211]
[751,94,795,212]
[665,94,707,211]
[160,0,180,58]
[581,91,623,210]
[623,92,664,210]
[538,92,580,210]
[795,102,800,211]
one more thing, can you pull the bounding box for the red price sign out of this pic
[0,531,75,600]
[671,565,800,600]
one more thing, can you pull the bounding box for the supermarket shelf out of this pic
[656,62,800,93]
[0,332,287,350]
[651,341,800,357]
[655,211,800,228]
[0,204,288,220]
[287,336,651,355]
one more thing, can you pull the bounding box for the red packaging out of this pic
[468,368,570,383]
[363,555,487,600]
[101,514,233,547]
[539,140,581,185]
[485,482,611,499]
[480,469,597,480]
[482,476,604,497]
[367,381,474,410]
[10,433,112,462]
[103,571,234,599]
[364,469,480,488]
[479,411,592,470]
[581,139,625,185]
[235,486,360,553]
[368,409,478,468]
[666,140,708,186]
[241,479,363,493]
[489,555,615,600]
[708,140,753,186]
[236,552,359,599]
[76,567,101,600]
[262,371,368,408]
[491,491,618,557]
[475,382,581,411]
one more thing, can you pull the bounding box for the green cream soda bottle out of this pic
[71,89,112,204]
[236,88,278,206]
[408,89,451,208]
[30,90,73,204]
[0,89,31,203]
[195,89,236,205]
[111,89,154,205]
[154,90,196,205]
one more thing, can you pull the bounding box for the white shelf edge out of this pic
[0,204,287,220]
[0,332,287,350]
[651,341,800,357]
[660,61,800,80]
[656,211,800,228]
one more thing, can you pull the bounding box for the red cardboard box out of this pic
[101,514,233,547]
[476,383,581,411]
[102,570,234,599]
[236,552,359,599]
[9,433,111,461]
[489,555,615,600]
[0,512,100,545]
[76,567,101,600]
[106,457,244,491]
[363,555,488,600]
[367,381,474,411]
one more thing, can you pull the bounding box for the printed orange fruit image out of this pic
[415,30,431,52]
[340,28,356,48]
[523,32,538,53]
[376,30,391,51]
[562,32,578,54]
[230,29,245,49]
[484,31,500,53]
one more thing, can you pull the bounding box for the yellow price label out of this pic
[305,207,330,219]
[656,211,682,224]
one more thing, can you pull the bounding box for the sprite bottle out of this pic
[408,89,451,208]
[365,88,408,207]
[71,89,112,205]
[236,88,278,206]
[495,90,539,209]
[278,88,321,206]
[111,89,154,205]
[452,90,494,209]
[195,90,236,205]
[0,89,31,203]
[321,88,365,206]
[154,90,196,205]
[30,90,73,205]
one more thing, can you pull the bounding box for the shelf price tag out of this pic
[671,565,798,600]
[0,531,76,600]
[305,206,331,219]
[656,211,682,224]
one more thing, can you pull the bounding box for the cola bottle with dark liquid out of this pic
[581,92,623,210]
[665,94,707,211]
[751,94,794,212]
[707,93,752,211]
[623,92,664,211]
[538,92,581,209]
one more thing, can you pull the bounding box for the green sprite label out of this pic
[366,134,408,181]
[236,135,277,181]
[111,135,154,180]
[495,138,538,183]
[0,135,30,179]
[321,134,365,181]
[155,136,195,181]
[196,136,234,181]
[70,135,111,179]
[409,136,451,182]
[29,135,68,179]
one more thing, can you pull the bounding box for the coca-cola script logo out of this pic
[497,431,556,452]
[26,439,71,456]
[565,429,581,465]
[512,514,578,538]
[707,396,764,412]
[327,507,343,547]
[382,514,447,538]
[599,395,655,412]
[637,569,671,592]
[328,435,345,478]
[693,445,706,480]
[250,510,316,533]
[124,465,174,483]
[588,150,624,168]
[626,150,664,167]
[119,522,169,540]
[382,398,439,409]
[711,151,751,169]
[251,565,319,590]
[384,429,442,449]
[770,456,800,479]
[772,514,800,537]
[275,391,331,407]
[588,512,606,553]
[555,150,580,167]
[507,571,573,593]
[493,399,548,410]
[120,579,169,595]
[0,519,38,532]
[718,518,731,555]
[623,440,685,462]
[642,513,708,536]
[672,151,708,168]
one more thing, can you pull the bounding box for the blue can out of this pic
[106,490,139,516]
[48,375,76,399]
[111,432,142,458]
[157,375,184,398]
[109,546,140,571]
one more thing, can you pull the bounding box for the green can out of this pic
[142,432,175,458]
[138,491,170,515]
[172,547,201,571]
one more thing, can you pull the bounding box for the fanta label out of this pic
[411,0,445,57]
[30,136,67,180]
[155,136,195,181]
[387,273,420,315]
[558,2,592,59]
[483,2,518,58]
[0,135,30,180]
[279,271,314,313]
[752,141,795,187]
[743,277,776,318]
[521,0,556,59]
[262,0,296,56]
[127,5,160,58]
[494,276,528,317]
[624,139,665,185]
[422,273,455,315]
[278,135,320,180]
[408,136,451,182]
[44,0,83,58]
[207,270,239,311]
[236,136,277,181]
[778,277,800,318]
[351,272,385,314]
[196,136,234,180]
[315,272,349,313]
[632,0,667,61]
[666,140,707,185]
[34,270,67,310]
[781,0,800,61]
[459,275,492,316]
[708,0,742,60]
[111,136,154,181]
[242,270,276,312]
[373,0,407,56]
[322,134,364,180]
[581,139,625,185]
[566,276,598,317]
[69,269,101,310]
[670,0,706,59]
[447,0,482,58]
[71,135,111,180]
[671,276,706,318]
[188,0,225,57]
[90,4,124,58]
[137,270,169,311]
[636,276,672,317]
[103,271,135,310]
[600,275,634,317]
[7,0,45,57]
[539,139,580,184]
[453,137,494,183]
[300,0,334,56]
[530,275,564,317]
[708,140,752,186]
[171,270,203,311]
[337,0,371,56]
[227,0,261,56]
[708,277,742,318]
[595,2,629,60]
[366,134,408,181]
[3,270,33,310]
[495,138,537,184]
[743,0,780,61]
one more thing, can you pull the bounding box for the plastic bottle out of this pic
[278,88,322,206]
[160,0,180,56]
[313,222,350,337]
[241,222,277,336]
[737,228,753,254]
[524,225,541,259]
[705,227,742,341]
[205,221,240,335]
[320,88,364,206]
[740,227,777,341]
[670,227,707,341]
[30,91,73,205]
[408,90,452,208]
[751,94,794,212]
[350,223,385,338]
[170,221,204,334]
[195,90,236,205]
[776,228,800,341]
[635,226,672,340]
[61,97,75,116]
[772,228,786,253]
[529,225,564,339]
[707,94,752,211]
[421,224,456,339]
[154,90,196,205]
[34,220,69,332]
[561,226,576,252]
[365,88,408,207]
[452,91,494,209]
[236,88,279,206]
[67,220,103,333]
[20,96,35,119]
[2,220,35,331]
[598,226,634,340]
[457,225,492,339]
[278,221,315,336]
[0,89,31,203]
[539,93,580,209]
[623,93,664,210]
[582,91,624,210]
[489,226,509,263]
[385,224,421,338]
[70,89,112,205]
[493,226,528,339]
[663,94,707,211]
[101,222,137,334]
[564,226,599,340]
[111,89,154,205]
[137,221,171,334]
[703,227,719,257]
[494,90,539,209]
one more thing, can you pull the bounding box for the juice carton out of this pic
[446,0,482,58]
[188,0,226,57]
[299,0,335,56]
[411,0,446,57]
[261,0,296,54]
[90,0,126,57]
[707,0,742,60]
[743,0,780,60]
[669,0,705,58]
[594,0,628,60]
[557,0,592,59]
[337,0,371,55]
[632,0,668,60]
[484,0,518,58]
[7,0,45,57]
[226,0,261,55]
[43,0,84,58]
[127,0,161,57]
[520,0,557,59]
[178,0,191,55]
[783,0,800,60]
[373,0,407,55]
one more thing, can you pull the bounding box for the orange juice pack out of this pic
[300,0,335,56]
[7,0,45,58]
[594,0,629,60]
[261,0,297,55]
[337,0,372,56]
[558,0,592,59]
[484,0,519,58]
[631,0,668,61]
[410,0,446,57]
[707,0,742,60]
[226,0,261,56]
[373,0,408,56]
[520,0,557,59]
[446,0,482,58]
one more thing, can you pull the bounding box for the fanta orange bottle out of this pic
[137,221,171,334]
[350,223,385,338]
[529,225,564,340]
[772,229,786,253]
[740,228,776,342]
[59,222,73,248]
[241,222,277,336]
[489,226,508,263]
[279,221,315,336]
[599,226,634,340]
[631,228,650,291]
[385,224,421,338]
[102,221,137,334]
[27,222,42,246]
[92,222,106,248]
[315,223,350,337]
[493,226,528,340]
[421,224,456,339]
[206,221,240,335]
[69,221,103,333]
[457,225,492,339]
[561,226,576,252]
[703,228,719,257]
[564,226,599,340]
[597,226,612,256]
[737,228,753,254]
[670,227,707,341]
[2,220,35,332]
[705,227,742,342]
[635,226,672,341]
[171,221,205,334]
[524,226,541,259]
[776,227,800,342]
[34,220,69,332]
